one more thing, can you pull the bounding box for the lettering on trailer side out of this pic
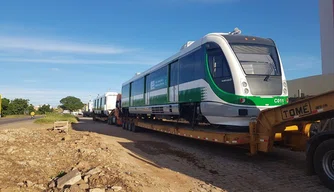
[315,103,328,110]
[281,101,312,120]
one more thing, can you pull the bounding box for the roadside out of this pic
[0,118,331,192]
[0,116,43,127]
[1,115,30,119]
[74,118,331,192]
[0,120,137,192]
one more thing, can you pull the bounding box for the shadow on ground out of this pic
[72,118,327,192]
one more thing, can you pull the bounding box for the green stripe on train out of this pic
[178,87,206,103]
[204,54,288,106]
[149,94,168,105]
[132,98,145,106]
[122,101,129,107]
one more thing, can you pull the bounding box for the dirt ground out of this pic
[0,118,332,192]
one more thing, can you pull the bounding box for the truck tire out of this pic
[112,116,116,124]
[314,138,334,191]
[130,123,136,132]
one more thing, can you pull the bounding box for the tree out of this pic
[1,98,10,116]
[38,104,53,114]
[60,96,84,112]
[27,104,36,114]
[7,98,29,115]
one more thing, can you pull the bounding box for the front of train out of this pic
[201,30,288,128]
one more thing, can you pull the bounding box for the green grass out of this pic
[34,113,79,124]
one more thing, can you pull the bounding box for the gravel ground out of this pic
[0,118,331,192]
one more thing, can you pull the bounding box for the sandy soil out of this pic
[0,118,331,192]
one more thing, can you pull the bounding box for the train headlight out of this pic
[283,81,287,87]
[244,88,249,94]
[283,88,287,95]
[242,82,248,87]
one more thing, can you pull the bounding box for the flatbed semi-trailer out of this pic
[120,90,334,190]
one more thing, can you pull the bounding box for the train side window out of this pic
[122,84,130,98]
[145,75,150,93]
[148,65,168,91]
[209,54,222,78]
[206,42,234,94]
[131,77,144,96]
[208,49,231,78]
[179,47,205,84]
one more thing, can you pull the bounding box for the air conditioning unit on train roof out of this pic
[180,41,195,50]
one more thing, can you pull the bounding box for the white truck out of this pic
[91,92,119,121]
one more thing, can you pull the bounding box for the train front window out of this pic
[231,44,281,76]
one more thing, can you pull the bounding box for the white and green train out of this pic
[121,29,289,130]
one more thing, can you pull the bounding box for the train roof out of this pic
[93,91,119,100]
[222,34,275,46]
[122,30,274,86]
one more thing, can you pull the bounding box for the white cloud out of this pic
[0,86,93,106]
[0,35,135,55]
[0,58,160,65]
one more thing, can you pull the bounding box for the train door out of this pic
[145,74,150,105]
[169,60,179,103]
[129,83,133,107]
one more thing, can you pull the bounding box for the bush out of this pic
[34,113,79,124]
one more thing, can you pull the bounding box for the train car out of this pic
[92,92,119,121]
[121,28,289,130]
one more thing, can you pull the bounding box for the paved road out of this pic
[0,116,42,125]
[73,117,331,192]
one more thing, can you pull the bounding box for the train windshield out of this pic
[230,44,281,76]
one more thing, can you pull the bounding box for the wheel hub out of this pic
[323,150,334,180]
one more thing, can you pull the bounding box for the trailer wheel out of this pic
[129,123,133,132]
[132,123,138,132]
[314,139,334,191]
[126,122,130,130]
[127,122,132,131]
[112,116,116,124]
[130,123,137,132]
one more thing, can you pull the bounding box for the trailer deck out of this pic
[119,90,334,190]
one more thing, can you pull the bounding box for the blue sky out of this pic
[0,0,322,106]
